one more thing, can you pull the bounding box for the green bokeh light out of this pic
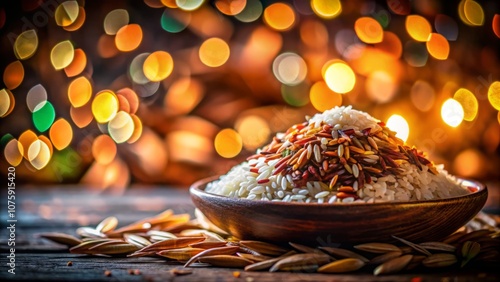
[161,10,188,33]
[33,101,56,132]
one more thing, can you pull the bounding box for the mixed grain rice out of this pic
[206,106,471,203]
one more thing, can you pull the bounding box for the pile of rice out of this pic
[206,106,471,203]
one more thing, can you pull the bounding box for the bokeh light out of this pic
[426,33,449,60]
[281,83,310,107]
[38,135,53,157]
[115,24,143,52]
[387,0,410,15]
[493,14,500,38]
[26,84,48,113]
[161,9,190,32]
[311,0,341,19]
[323,61,356,94]
[272,52,307,86]
[108,111,135,143]
[0,89,15,117]
[435,14,458,41]
[49,118,73,150]
[117,88,140,114]
[32,101,56,132]
[63,6,86,32]
[4,139,23,166]
[441,98,464,127]
[453,88,478,121]
[404,41,428,67]
[70,103,93,128]
[234,0,262,22]
[92,134,117,165]
[64,48,87,77]
[263,2,295,31]
[366,71,397,103]
[143,51,174,82]
[354,17,383,44]
[405,15,431,42]
[462,0,484,26]
[14,29,38,60]
[309,81,342,112]
[176,0,204,11]
[19,130,38,159]
[68,76,92,108]
[164,77,204,115]
[235,115,271,150]
[215,0,246,16]
[50,40,75,70]
[410,80,435,112]
[3,60,24,90]
[129,53,151,84]
[488,81,500,111]
[199,38,230,67]
[127,114,143,144]
[214,128,242,158]
[104,9,129,35]
[92,90,119,123]
[27,139,51,170]
[386,114,409,142]
[55,1,79,27]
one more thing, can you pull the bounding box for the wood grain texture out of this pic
[190,177,488,245]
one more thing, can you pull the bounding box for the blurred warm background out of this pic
[0,0,499,195]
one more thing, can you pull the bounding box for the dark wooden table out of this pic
[1,184,499,282]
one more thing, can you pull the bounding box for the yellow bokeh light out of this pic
[463,0,484,26]
[4,139,23,167]
[309,81,342,112]
[406,15,432,42]
[441,98,464,127]
[143,51,174,82]
[92,134,117,165]
[176,0,204,11]
[115,24,143,52]
[263,2,295,31]
[127,114,143,144]
[63,6,86,32]
[215,0,247,16]
[272,52,307,86]
[27,139,51,170]
[3,60,24,90]
[214,128,242,158]
[453,88,478,121]
[55,1,79,27]
[354,17,383,44]
[92,90,119,123]
[104,9,129,35]
[14,29,38,60]
[386,114,409,142]
[64,48,87,77]
[199,37,230,67]
[49,118,73,150]
[19,130,38,159]
[311,0,341,19]
[235,115,271,150]
[108,111,135,143]
[38,135,53,157]
[323,62,356,94]
[164,77,204,115]
[50,40,75,70]
[426,33,449,60]
[0,88,15,117]
[488,81,500,111]
[68,76,92,108]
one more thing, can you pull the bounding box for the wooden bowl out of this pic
[190,176,487,245]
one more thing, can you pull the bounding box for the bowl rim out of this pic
[190,175,487,207]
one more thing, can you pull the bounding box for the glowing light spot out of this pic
[27,140,51,170]
[263,2,295,31]
[164,77,204,115]
[33,101,55,132]
[162,0,178,8]
[116,94,130,113]
[129,53,151,85]
[453,149,484,178]
[366,71,397,103]
[117,88,140,114]
[63,6,86,32]
[281,83,310,107]
[19,130,38,158]
[215,0,246,16]
[92,90,119,123]
[127,114,143,144]
[214,128,242,158]
[235,115,271,150]
[199,37,230,67]
[0,89,15,117]
[405,15,431,42]
[108,111,135,143]
[68,76,92,108]
[14,29,38,60]
[55,1,79,27]
[410,80,435,112]
[435,14,458,41]
[493,14,500,39]
[272,52,307,86]
[176,0,204,11]
[38,135,53,157]
[311,0,341,19]
[441,98,464,127]
[309,81,342,112]
[92,135,116,165]
[115,24,143,52]
[134,81,160,98]
[50,40,75,70]
[98,34,119,58]
[300,19,328,49]
[488,81,500,111]
[386,114,409,142]
[161,9,190,33]
[4,139,23,166]
[104,9,129,35]
[49,118,73,150]
[143,51,174,82]
[26,84,47,113]
[70,103,93,128]
[426,33,449,60]
[234,0,262,22]
[387,0,411,15]
[453,88,478,121]
[3,60,24,90]
[323,62,356,94]
[463,0,484,26]
[64,48,87,77]
[354,17,383,44]
[404,41,428,67]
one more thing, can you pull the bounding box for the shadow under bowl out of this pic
[190,176,488,245]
